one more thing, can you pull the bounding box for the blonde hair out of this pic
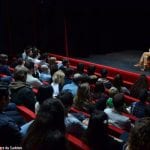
[52,70,65,84]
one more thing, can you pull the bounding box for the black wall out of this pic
[1,0,150,57]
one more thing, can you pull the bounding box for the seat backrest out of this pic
[16,105,36,121]
[66,134,90,150]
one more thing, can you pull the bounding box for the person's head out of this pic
[52,70,65,85]
[76,63,84,74]
[100,68,108,78]
[94,81,105,93]
[36,85,53,105]
[58,91,73,115]
[64,68,73,78]
[127,117,150,150]
[62,59,69,67]
[113,74,123,91]
[73,73,82,84]
[87,111,108,150]
[139,88,148,103]
[113,93,125,112]
[130,74,148,98]
[14,69,28,82]
[77,82,90,100]
[0,54,8,65]
[17,57,24,65]
[48,57,57,66]
[0,83,9,111]
[108,86,119,97]
[24,61,34,72]
[40,64,49,73]
[25,47,33,57]
[87,65,96,75]
[23,98,65,149]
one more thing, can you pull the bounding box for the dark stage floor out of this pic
[78,50,150,76]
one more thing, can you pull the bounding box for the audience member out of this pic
[35,85,53,114]
[104,93,131,131]
[0,84,22,146]
[130,74,149,98]
[9,69,36,111]
[85,111,123,150]
[130,88,148,118]
[98,68,112,89]
[25,61,43,88]
[74,82,91,112]
[51,70,65,97]
[62,73,81,97]
[113,74,130,95]
[22,98,67,150]
[124,117,150,150]
[58,91,87,137]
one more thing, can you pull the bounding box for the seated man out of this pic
[0,83,22,146]
[134,49,150,70]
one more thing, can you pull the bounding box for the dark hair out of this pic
[128,117,150,150]
[36,85,53,105]
[76,63,84,74]
[14,69,27,81]
[0,54,8,64]
[113,74,123,92]
[100,68,108,78]
[94,81,105,93]
[113,93,124,111]
[64,68,73,78]
[58,91,73,108]
[139,88,148,102]
[24,61,34,70]
[22,98,65,149]
[130,74,148,98]
[87,111,108,150]
[62,59,69,66]
[0,83,9,98]
[87,65,96,75]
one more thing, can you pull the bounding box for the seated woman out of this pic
[134,49,150,70]
[83,111,123,150]
[74,82,92,113]
[22,98,67,150]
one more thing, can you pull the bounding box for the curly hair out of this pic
[128,117,150,150]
